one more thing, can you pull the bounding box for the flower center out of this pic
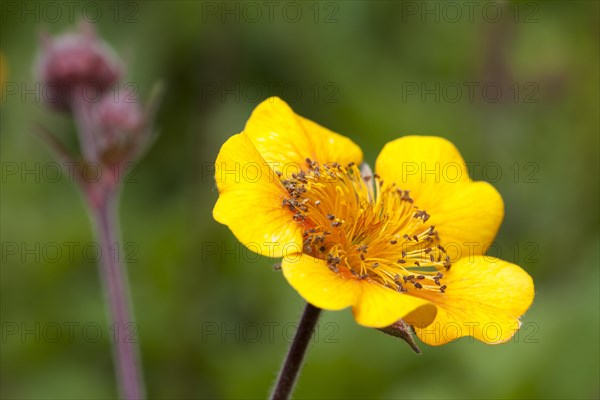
[279,159,450,294]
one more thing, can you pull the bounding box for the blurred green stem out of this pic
[92,188,145,400]
[271,303,321,400]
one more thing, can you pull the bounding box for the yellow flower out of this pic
[213,97,534,346]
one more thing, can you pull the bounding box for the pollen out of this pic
[281,160,450,294]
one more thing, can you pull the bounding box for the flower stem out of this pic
[92,190,145,400]
[271,303,322,400]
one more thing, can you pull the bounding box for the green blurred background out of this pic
[1,1,599,399]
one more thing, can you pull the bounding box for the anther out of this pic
[414,210,430,222]
[293,213,305,221]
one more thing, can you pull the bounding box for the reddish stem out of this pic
[91,187,145,400]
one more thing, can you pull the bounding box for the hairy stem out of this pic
[271,303,322,400]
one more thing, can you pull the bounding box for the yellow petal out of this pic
[413,256,534,345]
[243,97,363,176]
[213,133,302,258]
[352,282,437,328]
[375,136,503,257]
[282,253,436,328]
[281,254,360,310]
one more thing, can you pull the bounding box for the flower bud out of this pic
[35,23,124,110]
[93,87,144,164]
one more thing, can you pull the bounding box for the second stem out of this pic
[93,191,145,400]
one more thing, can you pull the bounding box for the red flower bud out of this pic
[35,23,124,110]
[91,87,145,165]
[98,87,143,141]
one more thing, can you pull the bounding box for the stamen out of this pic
[279,159,451,294]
